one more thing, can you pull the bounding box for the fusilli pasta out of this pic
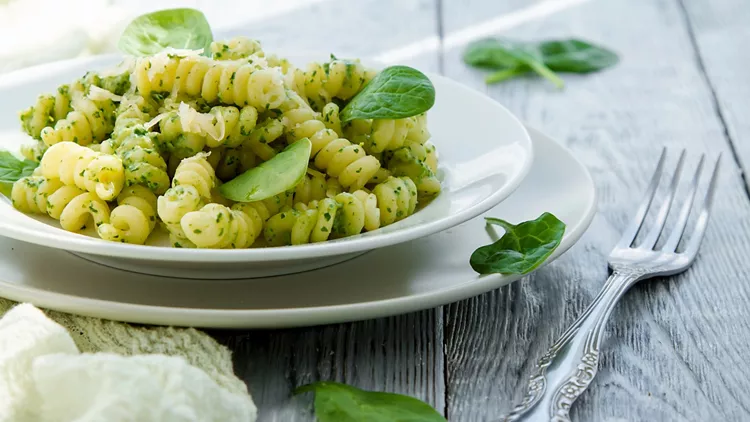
[11,175,110,232]
[39,142,125,201]
[12,37,441,248]
[98,185,158,244]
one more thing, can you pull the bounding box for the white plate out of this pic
[0,126,595,328]
[0,54,533,279]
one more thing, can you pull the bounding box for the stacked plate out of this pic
[0,55,596,328]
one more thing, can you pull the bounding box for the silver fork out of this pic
[501,149,720,422]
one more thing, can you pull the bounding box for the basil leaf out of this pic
[340,66,435,122]
[463,38,564,88]
[0,151,38,184]
[295,382,446,422]
[538,39,619,73]
[470,212,566,275]
[219,138,311,202]
[118,8,213,56]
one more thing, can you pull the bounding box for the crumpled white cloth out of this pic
[0,301,257,422]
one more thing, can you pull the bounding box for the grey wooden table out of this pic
[206,0,750,420]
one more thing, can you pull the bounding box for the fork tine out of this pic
[640,150,686,249]
[661,154,705,252]
[616,148,667,248]
[683,154,721,260]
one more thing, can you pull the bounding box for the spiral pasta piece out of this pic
[211,37,263,61]
[19,84,75,139]
[372,176,419,225]
[206,105,258,148]
[345,113,430,154]
[157,154,217,241]
[98,185,158,244]
[20,141,47,162]
[180,203,263,249]
[293,168,342,204]
[157,109,207,160]
[385,144,441,198]
[244,118,285,161]
[101,101,170,194]
[11,176,56,214]
[11,175,110,232]
[40,142,125,201]
[287,58,377,110]
[264,198,338,246]
[174,190,293,249]
[263,177,416,246]
[288,118,380,192]
[132,53,286,110]
[321,102,343,137]
[40,90,117,147]
[208,145,257,181]
[156,103,259,160]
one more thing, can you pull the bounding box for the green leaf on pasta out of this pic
[340,65,435,122]
[118,8,214,56]
[219,138,312,202]
[0,151,38,184]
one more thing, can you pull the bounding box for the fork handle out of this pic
[500,270,642,422]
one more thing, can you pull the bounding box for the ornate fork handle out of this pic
[500,270,644,422]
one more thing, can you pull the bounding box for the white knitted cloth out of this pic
[0,298,256,421]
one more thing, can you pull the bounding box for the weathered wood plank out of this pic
[441,0,750,420]
[212,312,445,421]
[203,1,445,420]
[676,0,750,191]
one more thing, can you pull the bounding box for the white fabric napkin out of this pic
[0,301,257,422]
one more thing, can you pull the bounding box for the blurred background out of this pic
[0,0,442,71]
[0,0,589,75]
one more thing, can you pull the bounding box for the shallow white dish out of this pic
[0,54,533,279]
[0,126,594,328]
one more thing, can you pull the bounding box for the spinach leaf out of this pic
[463,38,618,88]
[295,382,446,422]
[340,65,435,122]
[462,38,529,70]
[0,151,38,185]
[470,212,566,275]
[118,8,213,56]
[219,138,311,202]
[463,38,564,88]
[538,39,619,73]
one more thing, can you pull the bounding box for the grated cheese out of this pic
[87,86,122,102]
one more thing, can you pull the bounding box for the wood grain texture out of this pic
[212,312,445,421]
[441,0,750,420]
[676,0,750,192]
[204,1,446,420]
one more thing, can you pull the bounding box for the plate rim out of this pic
[0,125,596,328]
[0,53,534,263]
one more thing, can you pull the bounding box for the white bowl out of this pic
[0,54,533,279]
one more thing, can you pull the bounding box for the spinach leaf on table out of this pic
[538,39,619,73]
[295,381,447,422]
[463,39,564,88]
[470,212,566,275]
[463,38,619,88]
